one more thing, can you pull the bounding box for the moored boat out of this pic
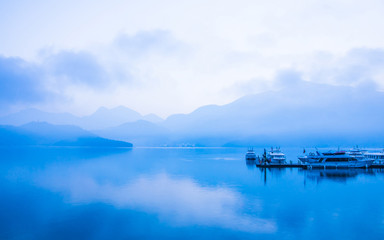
[298,149,374,169]
[259,147,287,165]
[346,146,367,160]
[245,148,257,161]
[268,147,286,165]
[364,150,384,164]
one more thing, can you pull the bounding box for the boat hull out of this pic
[303,160,374,169]
[245,152,257,161]
[270,159,286,164]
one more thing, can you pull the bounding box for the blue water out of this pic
[1,147,384,239]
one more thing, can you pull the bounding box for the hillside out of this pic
[0,122,132,147]
[0,106,163,130]
[161,82,384,146]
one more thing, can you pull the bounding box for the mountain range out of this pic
[1,81,384,147]
[0,106,163,130]
[160,82,384,146]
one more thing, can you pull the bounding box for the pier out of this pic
[255,163,304,168]
[247,147,384,169]
[253,163,384,169]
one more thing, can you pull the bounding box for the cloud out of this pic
[0,56,49,106]
[274,70,303,89]
[1,0,384,117]
[3,29,384,118]
[305,48,384,89]
[114,30,183,58]
[230,47,384,99]
[0,51,116,114]
[0,48,130,115]
[44,50,109,88]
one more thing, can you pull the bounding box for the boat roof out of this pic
[269,152,285,156]
[365,152,384,156]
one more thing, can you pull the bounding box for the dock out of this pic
[254,163,384,169]
[371,164,384,168]
[255,163,304,168]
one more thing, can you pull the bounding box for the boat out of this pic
[364,150,384,164]
[267,147,286,165]
[258,147,286,165]
[346,146,367,160]
[245,148,257,161]
[298,149,374,169]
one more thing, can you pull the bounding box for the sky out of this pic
[1,0,384,118]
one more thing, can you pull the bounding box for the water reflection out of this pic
[302,168,378,183]
[35,164,276,233]
[245,160,256,169]
[4,147,384,239]
[245,161,289,185]
[256,168,288,185]
[245,162,384,186]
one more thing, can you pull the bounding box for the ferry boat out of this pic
[259,147,286,165]
[245,148,257,161]
[346,147,367,160]
[364,150,384,164]
[298,149,374,168]
[267,147,286,164]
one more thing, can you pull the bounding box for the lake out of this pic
[1,146,384,239]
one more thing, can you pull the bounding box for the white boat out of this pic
[245,148,257,161]
[364,150,384,164]
[298,149,374,168]
[263,147,286,165]
[346,146,367,160]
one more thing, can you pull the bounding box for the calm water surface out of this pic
[1,147,384,239]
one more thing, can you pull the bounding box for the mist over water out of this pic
[1,147,384,239]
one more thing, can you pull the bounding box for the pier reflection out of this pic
[245,160,384,186]
[254,167,287,185]
[301,168,379,184]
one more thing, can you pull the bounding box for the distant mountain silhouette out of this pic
[0,122,132,147]
[161,82,384,146]
[1,82,384,147]
[95,82,384,147]
[0,106,163,130]
[80,106,143,129]
[142,113,164,123]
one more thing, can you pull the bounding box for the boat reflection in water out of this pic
[301,168,378,183]
[245,161,384,185]
[246,159,257,169]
